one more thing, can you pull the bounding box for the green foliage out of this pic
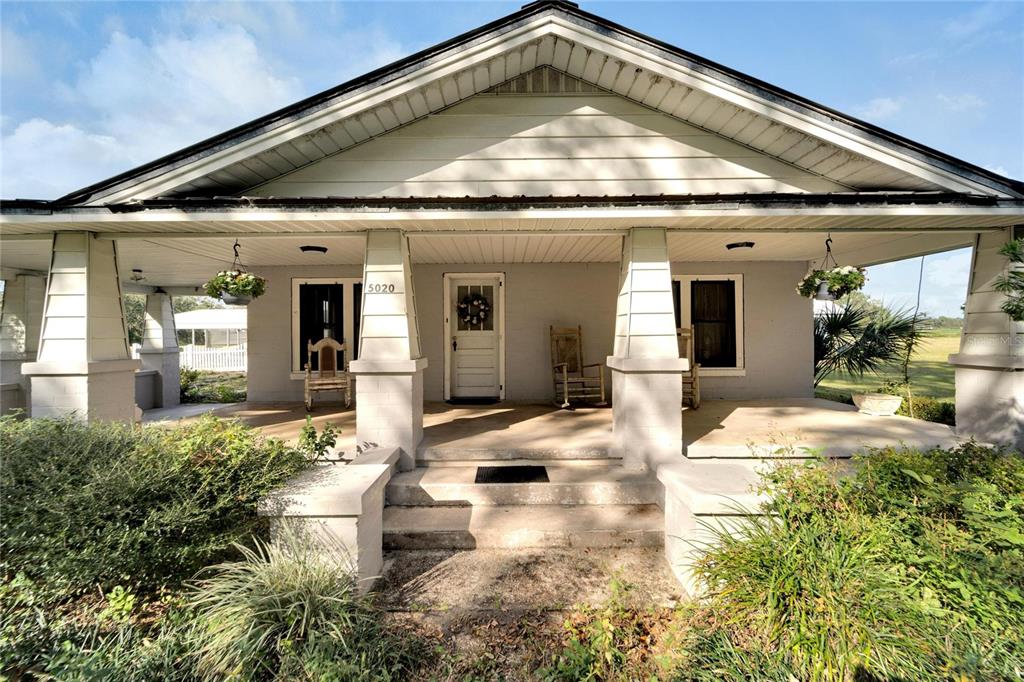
[877,380,956,425]
[0,414,307,595]
[189,533,420,681]
[98,586,137,623]
[297,415,340,462]
[204,270,267,300]
[797,266,867,299]
[181,369,247,404]
[995,238,1024,321]
[813,305,923,386]
[679,444,1024,681]
[541,578,671,681]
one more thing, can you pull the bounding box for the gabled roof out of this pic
[28,0,1024,205]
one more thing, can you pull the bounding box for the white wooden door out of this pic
[445,275,503,399]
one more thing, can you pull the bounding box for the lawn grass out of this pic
[181,370,247,403]
[818,328,959,401]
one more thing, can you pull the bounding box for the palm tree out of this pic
[813,305,924,387]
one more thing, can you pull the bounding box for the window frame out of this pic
[290,277,362,377]
[673,274,746,376]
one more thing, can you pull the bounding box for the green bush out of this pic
[0,415,307,595]
[896,394,955,425]
[190,533,421,681]
[677,443,1024,681]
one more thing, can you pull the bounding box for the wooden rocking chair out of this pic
[677,326,701,409]
[304,337,352,411]
[550,325,607,408]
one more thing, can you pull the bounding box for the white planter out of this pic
[852,392,903,416]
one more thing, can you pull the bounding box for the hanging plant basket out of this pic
[796,266,867,299]
[796,234,866,299]
[203,241,267,305]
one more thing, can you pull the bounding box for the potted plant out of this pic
[204,270,267,305]
[797,265,867,299]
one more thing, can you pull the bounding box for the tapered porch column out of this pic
[348,230,426,471]
[0,274,46,414]
[139,291,180,408]
[608,227,687,471]
[22,233,140,422]
[949,227,1024,449]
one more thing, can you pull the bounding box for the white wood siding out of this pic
[251,95,848,198]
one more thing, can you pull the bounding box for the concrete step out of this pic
[382,504,664,549]
[386,464,659,507]
[417,445,612,462]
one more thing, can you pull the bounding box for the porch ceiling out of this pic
[0,230,974,287]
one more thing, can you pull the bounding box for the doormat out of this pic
[475,465,549,484]
[446,398,501,406]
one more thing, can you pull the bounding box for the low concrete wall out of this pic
[258,447,400,590]
[657,459,766,594]
[135,369,158,411]
[0,382,24,415]
[246,260,814,403]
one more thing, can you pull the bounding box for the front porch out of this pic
[146,398,960,460]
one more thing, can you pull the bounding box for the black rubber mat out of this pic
[474,465,549,484]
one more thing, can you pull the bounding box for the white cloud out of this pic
[1,27,42,81]
[0,119,135,199]
[1,23,302,199]
[936,93,986,113]
[943,2,1010,39]
[854,97,903,122]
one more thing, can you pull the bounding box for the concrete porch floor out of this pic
[144,397,960,459]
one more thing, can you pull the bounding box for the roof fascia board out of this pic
[544,19,1002,197]
[90,17,563,205]
[3,204,1021,228]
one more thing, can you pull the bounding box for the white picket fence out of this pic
[180,345,247,372]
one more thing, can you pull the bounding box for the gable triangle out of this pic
[484,65,604,95]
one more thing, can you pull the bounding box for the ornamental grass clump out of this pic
[676,443,1024,681]
[189,533,420,681]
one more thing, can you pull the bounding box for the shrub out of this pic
[189,533,421,681]
[678,444,1024,681]
[180,366,201,400]
[0,414,307,595]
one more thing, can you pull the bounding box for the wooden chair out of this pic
[304,337,352,411]
[677,327,701,409]
[550,325,606,408]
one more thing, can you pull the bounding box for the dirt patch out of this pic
[375,548,687,680]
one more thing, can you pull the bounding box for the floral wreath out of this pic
[458,293,491,325]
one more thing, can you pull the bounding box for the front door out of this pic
[444,274,504,399]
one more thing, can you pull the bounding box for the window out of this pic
[291,278,362,373]
[673,275,744,373]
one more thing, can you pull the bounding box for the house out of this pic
[1,0,1021,584]
[174,307,247,349]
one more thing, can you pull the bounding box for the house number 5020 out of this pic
[368,283,396,293]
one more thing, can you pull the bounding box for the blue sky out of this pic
[1,1,1021,316]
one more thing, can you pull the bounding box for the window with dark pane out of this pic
[352,282,362,361]
[672,279,682,328]
[298,283,344,371]
[691,280,736,368]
